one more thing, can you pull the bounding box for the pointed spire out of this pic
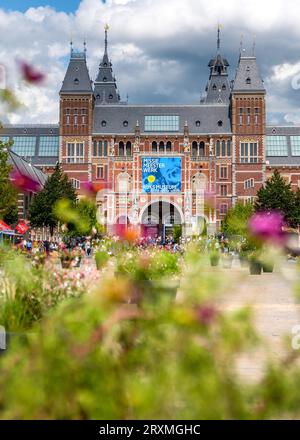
[94,25,121,104]
[70,40,73,56]
[252,34,256,56]
[217,24,221,52]
[104,24,109,57]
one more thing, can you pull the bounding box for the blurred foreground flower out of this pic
[248,211,285,245]
[82,180,112,197]
[0,89,20,112]
[195,304,218,326]
[18,60,45,85]
[10,169,41,192]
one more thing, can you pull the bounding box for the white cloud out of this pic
[0,0,300,124]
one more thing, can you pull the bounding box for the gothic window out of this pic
[246,77,251,84]
[195,120,201,127]
[74,78,79,85]
[119,141,125,156]
[103,77,107,82]
[222,84,226,90]
[152,141,157,152]
[166,141,172,152]
[199,141,205,156]
[126,141,132,156]
[212,84,217,90]
[192,141,198,156]
[117,172,131,193]
[101,120,107,127]
[159,141,165,152]
[192,172,206,193]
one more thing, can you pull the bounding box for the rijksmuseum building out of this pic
[2,29,300,238]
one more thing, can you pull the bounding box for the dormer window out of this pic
[103,77,107,82]
[222,84,226,90]
[212,84,217,91]
[103,63,108,67]
[195,120,201,127]
[101,120,107,127]
[218,120,223,127]
[96,94,100,100]
[109,94,113,100]
[74,78,79,85]
[246,77,251,84]
[123,120,128,127]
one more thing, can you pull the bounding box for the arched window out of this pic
[152,141,157,152]
[74,78,79,85]
[216,140,220,157]
[96,94,100,100]
[246,77,251,84]
[218,120,223,127]
[222,84,226,90]
[192,141,198,156]
[227,140,231,156]
[159,141,165,152]
[119,141,124,156]
[117,172,131,193]
[221,140,226,156]
[192,172,206,193]
[212,84,217,90]
[166,141,172,152]
[126,141,132,156]
[199,141,205,156]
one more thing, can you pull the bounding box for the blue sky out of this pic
[0,1,81,12]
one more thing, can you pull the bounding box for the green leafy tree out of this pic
[0,140,18,225]
[255,169,297,227]
[66,198,100,237]
[29,163,77,236]
[222,202,254,236]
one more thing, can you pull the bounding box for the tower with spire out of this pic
[94,25,121,104]
[204,25,230,103]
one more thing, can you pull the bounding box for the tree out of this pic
[29,164,77,236]
[255,169,297,227]
[65,198,99,237]
[0,140,18,225]
[222,202,254,236]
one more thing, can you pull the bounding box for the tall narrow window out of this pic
[126,141,132,156]
[239,108,243,125]
[159,141,164,152]
[166,141,172,152]
[192,141,198,156]
[255,107,259,125]
[240,142,258,163]
[221,140,226,156]
[220,184,227,196]
[152,141,157,152]
[227,140,231,156]
[216,140,220,156]
[247,108,251,125]
[199,141,205,156]
[220,166,228,179]
[119,141,124,156]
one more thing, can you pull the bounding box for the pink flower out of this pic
[18,60,45,84]
[248,211,285,244]
[196,305,218,326]
[10,169,41,192]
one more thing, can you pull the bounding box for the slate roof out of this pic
[8,150,47,187]
[60,52,93,95]
[93,104,232,135]
[233,56,265,93]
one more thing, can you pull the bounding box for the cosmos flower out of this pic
[18,60,45,84]
[248,211,285,244]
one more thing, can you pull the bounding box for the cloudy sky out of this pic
[1,0,300,125]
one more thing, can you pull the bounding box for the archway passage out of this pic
[140,201,182,241]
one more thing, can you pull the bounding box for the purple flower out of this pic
[18,60,45,84]
[248,211,285,244]
[196,305,218,326]
[10,169,41,192]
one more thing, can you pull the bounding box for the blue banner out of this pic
[142,157,182,193]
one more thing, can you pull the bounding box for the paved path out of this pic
[219,258,300,382]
